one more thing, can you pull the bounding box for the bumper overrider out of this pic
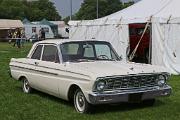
[88,85,171,104]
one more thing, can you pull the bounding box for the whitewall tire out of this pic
[22,78,32,94]
[74,89,92,113]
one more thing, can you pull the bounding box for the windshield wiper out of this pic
[67,59,95,62]
[96,58,116,61]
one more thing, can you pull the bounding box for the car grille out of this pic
[104,74,158,91]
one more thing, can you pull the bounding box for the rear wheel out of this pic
[74,89,92,113]
[22,78,32,93]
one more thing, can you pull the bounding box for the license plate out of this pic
[128,93,143,103]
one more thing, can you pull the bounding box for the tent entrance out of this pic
[128,23,150,64]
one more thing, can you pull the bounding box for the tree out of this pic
[75,0,134,20]
[0,0,61,21]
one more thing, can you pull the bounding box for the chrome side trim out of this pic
[10,65,58,76]
[10,61,90,78]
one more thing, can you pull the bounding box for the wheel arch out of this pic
[67,84,81,102]
[18,76,27,81]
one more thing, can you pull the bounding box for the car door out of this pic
[27,44,44,88]
[34,44,62,97]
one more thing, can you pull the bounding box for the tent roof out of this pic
[69,0,180,25]
[0,19,23,29]
[39,19,57,27]
[102,0,180,23]
[22,18,34,25]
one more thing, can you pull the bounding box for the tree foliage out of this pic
[0,0,61,21]
[75,0,134,20]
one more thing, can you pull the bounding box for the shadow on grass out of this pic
[15,86,166,114]
[16,86,73,107]
[92,100,165,114]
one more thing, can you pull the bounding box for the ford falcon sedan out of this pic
[9,39,171,113]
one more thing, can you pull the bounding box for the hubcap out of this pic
[23,80,30,93]
[75,91,85,112]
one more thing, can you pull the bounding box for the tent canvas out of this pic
[0,19,23,29]
[23,19,54,39]
[39,19,58,37]
[69,0,180,74]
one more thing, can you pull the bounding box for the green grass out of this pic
[0,42,180,120]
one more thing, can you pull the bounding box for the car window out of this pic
[61,43,79,55]
[83,44,94,57]
[95,44,112,59]
[42,45,59,63]
[31,45,43,60]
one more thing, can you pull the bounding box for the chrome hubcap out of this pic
[76,91,85,112]
[23,80,29,92]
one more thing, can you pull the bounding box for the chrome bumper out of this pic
[88,85,172,104]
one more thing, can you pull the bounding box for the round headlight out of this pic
[158,75,166,87]
[96,81,106,92]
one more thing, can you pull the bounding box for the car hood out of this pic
[65,61,169,79]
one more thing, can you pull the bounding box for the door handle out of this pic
[34,62,39,66]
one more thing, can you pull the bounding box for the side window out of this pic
[61,43,79,55]
[83,44,94,57]
[31,45,43,60]
[42,45,59,63]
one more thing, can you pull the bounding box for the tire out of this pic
[143,99,155,106]
[74,89,92,113]
[22,78,32,94]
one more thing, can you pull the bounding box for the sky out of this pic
[51,0,140,18]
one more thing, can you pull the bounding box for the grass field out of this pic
[0,42,180,120]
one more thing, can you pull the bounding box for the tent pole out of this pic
[70,0,72,20]
[97,0,99,19]
[148,23,152,64]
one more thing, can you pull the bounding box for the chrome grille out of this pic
[104,74,158,91]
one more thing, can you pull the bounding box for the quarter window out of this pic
[42,45,59,63]
[31,45,43,60]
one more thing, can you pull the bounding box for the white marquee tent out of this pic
[69,0,180,74]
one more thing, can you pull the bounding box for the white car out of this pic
[9,39,171,113]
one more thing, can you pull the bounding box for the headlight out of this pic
[157,75,166,87]
[96,80,106,92]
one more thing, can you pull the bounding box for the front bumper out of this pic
[88,85,171,104]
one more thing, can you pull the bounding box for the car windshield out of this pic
[60,41,120,62]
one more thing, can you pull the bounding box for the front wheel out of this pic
[22,78,32,94]
[74,89,92,113]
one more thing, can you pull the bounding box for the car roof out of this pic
[36,39,109,45]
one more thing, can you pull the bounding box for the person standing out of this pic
[41,28,46,40]
[21,29,26,47]
[16,28,22,48]
[13,29,18,47]
[38,28,42,40]
[31,30,38,43]
[8,29,13,44]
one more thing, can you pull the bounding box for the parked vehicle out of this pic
[9,39,171,113]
